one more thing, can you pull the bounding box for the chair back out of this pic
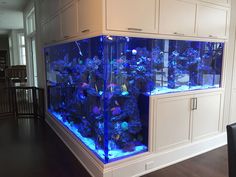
[227,123,236,177]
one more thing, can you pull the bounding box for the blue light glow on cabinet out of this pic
[45,35,224,163]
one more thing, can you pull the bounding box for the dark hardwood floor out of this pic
[0,118,91,177]
[0,118,228,177]
[144,146,228,177]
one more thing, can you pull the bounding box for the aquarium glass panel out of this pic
[45,35,224,163]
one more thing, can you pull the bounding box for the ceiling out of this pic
[0,0,28,11]
[0,0,29,34]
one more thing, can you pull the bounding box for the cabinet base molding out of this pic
[46,113,227,177]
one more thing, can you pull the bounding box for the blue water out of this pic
[49,110,148,162]
[45,35,224,163]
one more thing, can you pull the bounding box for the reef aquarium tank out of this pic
[45,35,224,163]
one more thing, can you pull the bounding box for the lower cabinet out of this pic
[192,92,222,140]
[151,91,223,152]
[154,95,192,151]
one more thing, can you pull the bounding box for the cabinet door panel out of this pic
[154,96,191,151]
[78,0,102,35]
[60,0,73,8]
[106,0,158,33]
[61,1,78,39]
[197,4,228,38]
[159,0,196,36]
[199,0,229,5]
[44,16,61,44]
[192,93,221,140]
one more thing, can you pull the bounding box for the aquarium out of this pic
[45,35,224,163]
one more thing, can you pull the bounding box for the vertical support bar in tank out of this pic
[103,35,109,163]
[168,40,176,89]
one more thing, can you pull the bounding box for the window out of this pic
[18,33,26,65]
[8,36,13,64]
[25,7,38,86]
[26,8,36,35]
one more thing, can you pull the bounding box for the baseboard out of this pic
[45,114,227,177]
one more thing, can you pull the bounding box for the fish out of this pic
[93,106,101,115]
[81,82,89,88]
[111,106,122,116]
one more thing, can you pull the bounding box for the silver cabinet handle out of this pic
[209,35,217,38]
[195,98,198,110]
[127,28,143,32]
[173,32,185,36]
[81,29,90,33]
[191,98,195,110]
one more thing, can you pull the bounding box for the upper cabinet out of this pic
[40,0,60,23]
[60,0,73,8]
[199,0,229,6]
[159,0,196,36]
[42,15,61,45]
[39,0,230,46]
[78,0,102,35]
[61,1,79,39]
[197,4,228,39]
[106,0,158,33]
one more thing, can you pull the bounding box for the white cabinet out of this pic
[106,0,158,33]
[159,0,196,36]
[199,0,229,6]
[40,0,60,23]
[43,15,61,44]
[78,0,102,35]
[50,16,61,43]
[154,96,192,151]
[192,92,222,140]
[60,0,73,8]
[61,1,79,39]
[197,4,228,38]
[152,91,223,152]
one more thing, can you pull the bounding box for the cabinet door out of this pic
[41,24,49,44]
[61,1,79,39]
[43,16,61,44]
[199,0,229,6]
[159,0,196,36]
[154,96,191,151]
[106,0,158,33]
[192,92,222,141]
[49,15,61,43]
[60,0,73,8]
[78,0,102,35]
[197,4,228,38]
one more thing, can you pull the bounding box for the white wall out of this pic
[222,2,236,127]
[8,29,24,66]
[0,9,24,30]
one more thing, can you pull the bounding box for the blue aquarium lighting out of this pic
[45,35,224,163]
